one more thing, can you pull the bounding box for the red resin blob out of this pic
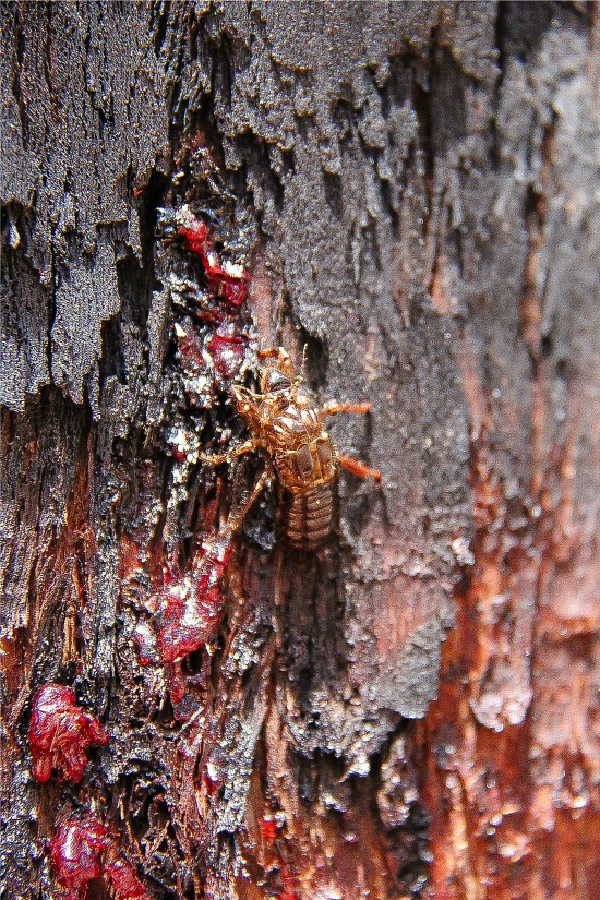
[261,817,279,841]
[105,858,150,900]
[178,220,210,258]
[50,816,109,900]
[208,327,246,378]
[157,532,232,664]
[177,214,250,309]
[50,816,150,900]
[29,684,109,783]
[214,270,249,308]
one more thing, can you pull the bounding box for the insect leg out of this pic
[338,454,381,482]
[200,439,257,466]
[256,347,283,360]
[322,401,372,416]
[256,347,294,370]
[225,460,275,533]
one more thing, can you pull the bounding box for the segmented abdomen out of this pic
[284,481,336,550]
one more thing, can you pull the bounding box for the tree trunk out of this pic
[1,3,598,899]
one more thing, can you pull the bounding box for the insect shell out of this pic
[213,347,378,550]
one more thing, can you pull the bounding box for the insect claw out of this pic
[200,439,257,467]
[200,451,231,466]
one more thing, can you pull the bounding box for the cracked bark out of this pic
[1,3,599,899]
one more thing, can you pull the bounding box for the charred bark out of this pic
[1,3,598,899]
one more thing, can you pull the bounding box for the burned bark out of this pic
[1,3,598,899]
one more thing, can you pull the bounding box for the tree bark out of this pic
[1,3,598,899]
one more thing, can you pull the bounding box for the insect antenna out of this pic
[299,343,309,383]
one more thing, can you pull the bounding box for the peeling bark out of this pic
[1,3,598,899]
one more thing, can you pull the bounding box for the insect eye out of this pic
[265,370,291,392]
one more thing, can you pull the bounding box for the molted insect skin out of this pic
[202,347,378,549]
[234,353,341,547]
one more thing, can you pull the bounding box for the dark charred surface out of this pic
[1,3,598,899]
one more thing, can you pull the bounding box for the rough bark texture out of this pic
[1,3,598,899]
